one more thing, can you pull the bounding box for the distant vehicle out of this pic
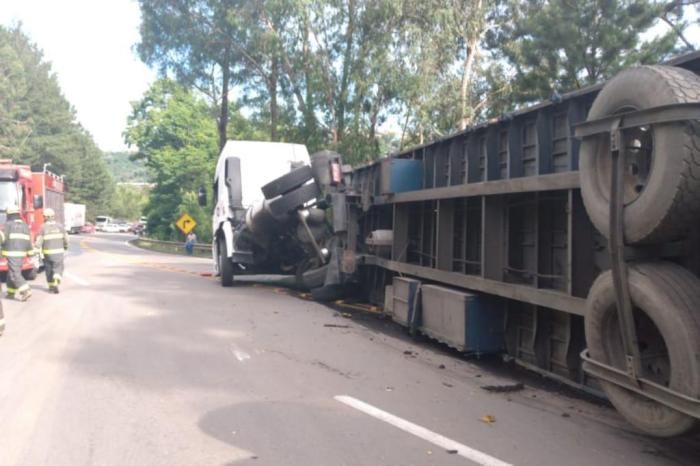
[102,223,119,233]
[64,202,86,234]
[117,223,129,233]
[95,215,112,231]
[0,159,64,280]
[80,222,95,234]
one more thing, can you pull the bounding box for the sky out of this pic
[1,2,699,154]
[0,0,156,153]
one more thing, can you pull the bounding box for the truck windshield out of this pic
[0,181,20,212]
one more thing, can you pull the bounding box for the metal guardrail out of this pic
[131,237,212,255]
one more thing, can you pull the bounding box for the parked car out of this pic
[103,223,120,233]
[128,223,145,235]
[117,223,130,233]
[80,222,96,234]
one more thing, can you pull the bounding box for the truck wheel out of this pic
[261,165,313,200]
[218,239,234,287]
[295,260,328,290]
[23,268,38,281]
[580,65,700,244]
[310,284,345,302]
[585,262,700,437]
[267,183,321,218]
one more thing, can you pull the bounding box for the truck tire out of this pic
[268,183,321,218]
[23,268,38,281]
[295,260,328,290]
[310,284,345,302]
[218,239,234,287]
[585,262,700,437]
[580,65,700,244]
[261,165,313,200]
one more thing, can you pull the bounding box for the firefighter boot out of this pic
[17,286,31,302]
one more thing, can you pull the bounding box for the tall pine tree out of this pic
[488,0,678,104]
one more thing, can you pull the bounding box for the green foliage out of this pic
[176,191,211,243]
[124,79,218,242]
[110,184,150,220]
[490,0,679,104]
[136,0,436,164]
[104,151,152,183]
[0,24,114,218]
[135,0,694,166]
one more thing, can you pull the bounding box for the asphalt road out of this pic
[0,234,697,466]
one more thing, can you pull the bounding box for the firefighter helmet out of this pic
[43,208,55,219]
[5,206,19,215]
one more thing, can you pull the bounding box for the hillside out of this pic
[104,151,151,183]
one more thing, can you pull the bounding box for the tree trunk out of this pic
[270,55,279,142]
[369,99,381,161]
[337,0,357,143]
[459,40,479,131]
[218,53,231,151]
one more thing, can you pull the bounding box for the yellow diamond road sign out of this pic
[175,213,196,235]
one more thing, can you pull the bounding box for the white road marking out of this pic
[334,395,513,466]
[65,271,90,286]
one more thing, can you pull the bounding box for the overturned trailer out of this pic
[210,52,700,437]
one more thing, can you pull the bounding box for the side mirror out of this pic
[33,195,43,209]
[197,186,207,206]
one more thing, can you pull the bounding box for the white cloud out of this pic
[0,0,156,152]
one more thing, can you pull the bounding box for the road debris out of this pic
[479,415,496,424]
[385,386,394,392]
[438,364,445,369]
[480,382,525,393]
[446,449,458,454]
[324,324,350,328]
[442,382,453,388]
[341,312,353,318]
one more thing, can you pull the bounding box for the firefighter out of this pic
[1,206,35,301]
[35,208,68,294]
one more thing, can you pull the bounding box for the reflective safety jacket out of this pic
[36,221,69,256]
[1,219,34,258]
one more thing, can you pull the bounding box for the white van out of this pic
[95,215,112,232]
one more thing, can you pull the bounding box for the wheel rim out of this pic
[594,107,655,206]
[602,306,670,387]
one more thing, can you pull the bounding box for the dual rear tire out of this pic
[581,65,700,436]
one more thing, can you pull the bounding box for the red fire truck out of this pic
[0,160,65,280]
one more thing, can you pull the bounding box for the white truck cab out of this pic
[210,140,311,284]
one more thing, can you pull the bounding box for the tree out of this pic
[137,0,240,150]
[124,79,219,241]
[0,24,114,217]
[136,1,433,163]
[489,0,679,104]
[110,184,149,220]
